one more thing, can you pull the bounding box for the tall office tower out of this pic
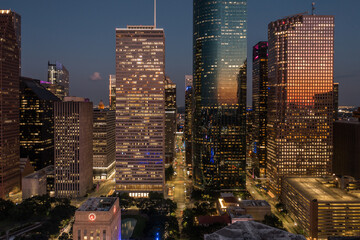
[267,14,334,196]
[164,76,177,164]
[109,74,116,110]
[185,75,193,168]
[47,61,69,99]
[115,25,165,196]
[0,10,21,198]
[252,42,268,178]
[20,77,60,170]
[54,97,93,198]
[333,82,339,120]
[193,0,247,190]
[93,105,116,180]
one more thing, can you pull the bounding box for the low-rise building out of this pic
[22,165,54,199]
[73,197,121,240]
[282,177,360,240]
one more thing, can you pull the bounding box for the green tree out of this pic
[262,213,284,229]
[165,165,175,181]
[0,198,15,219]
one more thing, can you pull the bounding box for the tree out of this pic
[165,165,175,181]
[262,213,284,229]
[0,198,15,219]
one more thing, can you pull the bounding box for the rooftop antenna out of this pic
[311,2,316,15]
[154,0,156,28]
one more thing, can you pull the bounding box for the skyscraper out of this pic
[109,74,116,110]
[54,97,93,198]
[333,82,339,120]
[164,76,177,164]
[267,14,334,196]
[252,42,268,178]
[20,77,60,170]
[115,25,165,196]
[0,10,21,198]
[193,0,247,190]
[185,75,193,168]
[47,61,69,99]
[93,105,116,180]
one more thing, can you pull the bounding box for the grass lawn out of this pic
[122,215,147,239]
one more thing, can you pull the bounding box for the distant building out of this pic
[0,10,21,198]
[22,165,54,199]
[267,14,335,196]
[333,82,339,120]
[115,25,165,196]
[109,74,116,110]
[204,221,306,240]
[93,105,115,180]
[165,76,177,164]
[184,75,193,168]
[252,41,268,178]
[20,77,60,170]
[282,177,360,239]
[47,61,69,99]
[333,110,360,179]
[54,97,93,198]
[73,197,121,240]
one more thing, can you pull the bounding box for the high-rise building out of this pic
[93,105,116,180]
[193,0,247,190]
[251,41,268,178]
[333,82,339,120]
[115,25,165,196]
[164,76,177,164]
[0,10,21,198]
[20,77,60,171]
[185,75,193,168]
[267,14,334,196]
[47,61,69,99]
[109,74,116,110]
[54,97,93,198]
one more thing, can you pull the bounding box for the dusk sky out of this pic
[2,0,359,107]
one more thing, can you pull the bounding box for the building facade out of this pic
[73,197,121,240]
[0,10,21,198]
[185,75,193,168]
[193,0,247,190]
[251,41,268,178]
[54,97,93,198]
[115,25,165,196]
[164,76,177,164]
[282,177,360,239]
[20,77,60,170]
[267,14,335,196]
[47,61,69,99]
[109,74,116,110]
[93,107,116,180]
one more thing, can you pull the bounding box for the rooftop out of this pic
[78,197,117,212]
[239,200,270,208]
[285,177,360,202]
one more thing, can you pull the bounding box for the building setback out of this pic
[93,107,116,180]
[251,41,268,178]
[282,177,360,239]
[184,75,193,168]
[267,14,335,196]
[115,25,165,196]
[20,77,60,170]
[0,10,21,198]
[73,197,121,240]
[164,76,177,164]
[192,0,247,190]
[54,97,93,198]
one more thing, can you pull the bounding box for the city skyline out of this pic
[0,0,359,107]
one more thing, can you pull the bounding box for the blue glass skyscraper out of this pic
[193,0,247,190]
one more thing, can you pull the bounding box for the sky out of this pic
[2,0,359,107]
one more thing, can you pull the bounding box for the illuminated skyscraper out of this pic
[193,0,247,190]
[20,77,60,170]
[164,76,177,164]
[0,10,21,198]
[333,82,339,120]
[47,61,69,99]
[252,42,268,178]
[115,25,165,196]
[54,97,93,198]
[185,75,193,168]
[267,14,334,196]
[109,74,116,110]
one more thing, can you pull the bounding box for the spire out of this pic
[154,0,156,28]
[311,2,316,15]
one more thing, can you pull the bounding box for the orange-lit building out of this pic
[267,14,335,196]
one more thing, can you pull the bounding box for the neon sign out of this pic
[89,213,96,221]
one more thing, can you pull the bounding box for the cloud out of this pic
[90,72,102,81]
